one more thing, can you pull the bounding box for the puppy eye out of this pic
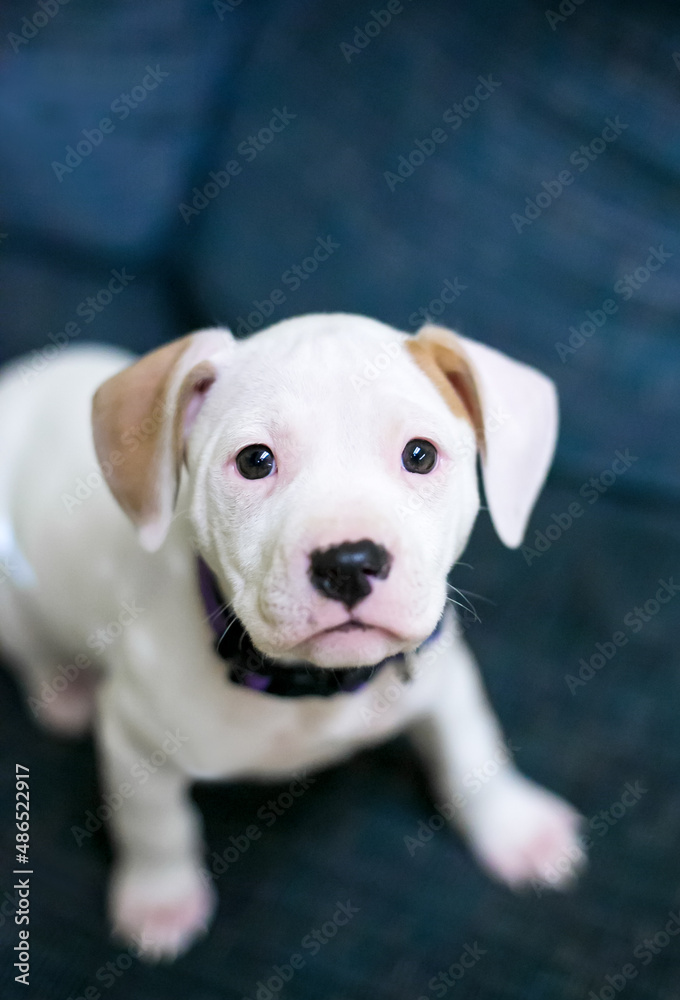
[402,438,438,474]
[235,444,277,479]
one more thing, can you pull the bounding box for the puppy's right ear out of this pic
[407,325,558,548]
[92,329,234,553]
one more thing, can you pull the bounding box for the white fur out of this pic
[0,314,583,959]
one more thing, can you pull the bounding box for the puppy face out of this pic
[92,314,558,669]
[187,316,480,667]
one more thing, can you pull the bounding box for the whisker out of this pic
[446,584,482,622]
[445,595,482,622]
[204,599,230,625]
[445,596,482,623]
[450,587,496,607]
[216,613,239,647]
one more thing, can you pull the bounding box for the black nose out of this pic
[309,540,392,608]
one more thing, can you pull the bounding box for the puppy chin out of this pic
[291,626,406,669]
[244,596,447,669]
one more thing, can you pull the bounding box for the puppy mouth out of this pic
[320,619,371,634]
[275,616,417,668]
[304,619,402,643]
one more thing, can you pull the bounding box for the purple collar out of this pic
[198,558,442,698]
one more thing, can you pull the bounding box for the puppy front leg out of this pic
[410,615,584,889]
[97,704,215,960]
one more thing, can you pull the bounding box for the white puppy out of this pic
[0,314,583,958]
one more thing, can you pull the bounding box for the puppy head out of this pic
[92,314,557,668]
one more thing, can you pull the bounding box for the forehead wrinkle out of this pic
[242,323,400,389]
[230,377,464,456]
[214,336,472,461]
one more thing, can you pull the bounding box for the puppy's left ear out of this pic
[407,324,558,548]
[92,328,234,552]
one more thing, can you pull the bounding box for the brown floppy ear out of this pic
[406,325,487,457]
[92,328,234,552]
[407,324,558,548]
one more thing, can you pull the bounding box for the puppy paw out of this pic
[464,772,585,890]
[110,865,216,961]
